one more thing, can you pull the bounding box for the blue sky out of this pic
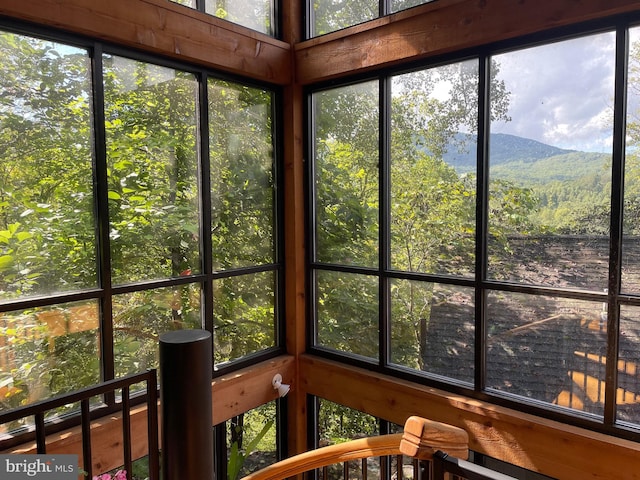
[491,30,618,153]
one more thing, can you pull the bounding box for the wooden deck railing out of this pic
[240,416,517,480]
[0,370,159,480]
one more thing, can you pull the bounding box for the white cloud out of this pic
[491,30,616,152]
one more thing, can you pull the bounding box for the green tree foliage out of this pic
[314,81,379,268]
[0,33,95,299]
[207,0,273,36]
[0,31,277,412]
[208,80,277,365]
[318,399,378,445]
[626,39,640,237]
[103,56,201,283]
[312,0,378,36]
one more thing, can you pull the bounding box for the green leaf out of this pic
[227,441,241,480]
[0,255,14,271]
[245,420,273,454]
[108,191,122,200]
[15,232,33,242]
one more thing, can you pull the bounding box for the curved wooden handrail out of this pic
[242,433,404,480]
[241,416,469,480]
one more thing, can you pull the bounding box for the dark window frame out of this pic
[306,15,640,442]
[0,18,285,397]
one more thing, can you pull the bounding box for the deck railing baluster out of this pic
[81,398,92,478]
[35,412,46,454]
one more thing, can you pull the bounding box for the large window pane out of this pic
[0,33,95,300]
[623,27,640,294]
[312,0,377,37]
[316,400,380,480]
[112,285,202,377]
[0,300,100,410]
[208,80,275,271]
[390,0,435,13]
[390,281,474,384]
[225,402,277,479]
[489,33,615,291]
[487,291,606,416]
[317,399,378,445]
[315,271,378,360]
[391,62,478,276]
[206,0,274,36]
[103,56,200,285]
[213,271,276,365]
[313,82,379,267]
[617,306,640,425]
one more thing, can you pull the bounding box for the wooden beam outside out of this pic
[0,0,291,85]
[299,354,640,480]
[2,355,295,476]
[295,0,640,85]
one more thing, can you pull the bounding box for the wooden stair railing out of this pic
[241,416,469,480]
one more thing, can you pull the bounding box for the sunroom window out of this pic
[170,0,276,37]
[309,24,640,432]
[0,27,282,410]
[309,0,436,38]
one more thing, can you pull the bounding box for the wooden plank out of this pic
[295,0,640,84]
[0,0,291,84]
[299,355,640,480]
[211,355,295,423]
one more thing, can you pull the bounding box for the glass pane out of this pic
[206,0,274,36]
[317,400,379,480]
[170,0,196,7]
[313,82,379,267]
[113,285,202,377]
[623,27,640,293]
[391,61,478,276]
[486,291,606,416]
[489,33,614,291]
[317,399,378,445]
[103,56,200,285]
[312,0,377,37]
[0,32,96,300]
[390,0,435,13]
[390,281,474,384]
[213,271,276,365]
[617,306,640,425]
[0,300,100,411]
[315,270,378,360]
[226,402,277,478]
[208,80,275,270]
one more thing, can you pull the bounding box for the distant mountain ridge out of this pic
[441,133,609,185]
[443,133,577,172]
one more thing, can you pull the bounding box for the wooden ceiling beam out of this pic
[295,0,640,85]
[0,0,291,85]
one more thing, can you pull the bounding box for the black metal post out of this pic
[160,329,214,480]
